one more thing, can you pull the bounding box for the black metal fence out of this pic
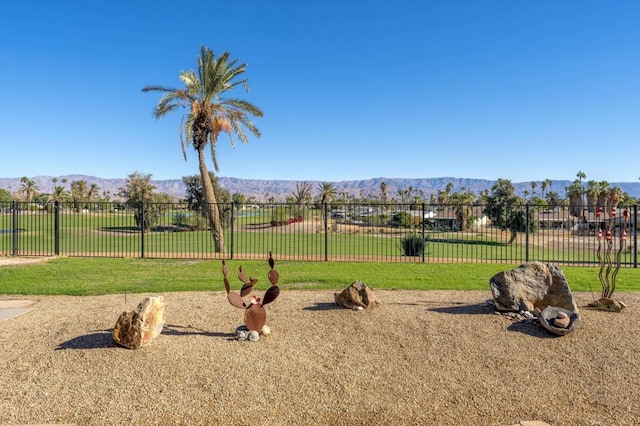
[1,201,638,267]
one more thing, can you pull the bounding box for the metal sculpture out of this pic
[588,194,630,312]
[223,252,281,336]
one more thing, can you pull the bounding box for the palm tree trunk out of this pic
[197,148,225,253]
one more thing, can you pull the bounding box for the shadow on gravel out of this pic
[303,302,343,311]
[507,321,558,339]
[163,323,235,339]
[426,302,494,315]
[56,330,116,350]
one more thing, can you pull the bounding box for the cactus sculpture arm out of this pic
[222,252,280,332]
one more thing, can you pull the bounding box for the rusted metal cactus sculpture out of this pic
[589,192,629,312]
[222,252,281,333]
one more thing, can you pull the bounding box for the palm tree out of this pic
[70,180,88,211]
[142,46,263,253]
[19,177,38,202]
[530,181,537,200]
[379,181,388,204]
[450,191,475,231]
[318,182,337,228]
[565,180,584,218]
[586,180,600,212]
[576,170,586,206]
[318,182,337,205]
[437,182,454,205]
[596,180,610,208]
[541,179,552,200]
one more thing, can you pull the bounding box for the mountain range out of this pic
[1,175,639,201]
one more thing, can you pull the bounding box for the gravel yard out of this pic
[1,290,639,425]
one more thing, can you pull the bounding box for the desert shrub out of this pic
[173,212,190,229]
[400,233,425,256]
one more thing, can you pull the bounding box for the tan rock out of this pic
[553,312,570,328]
[113,296,165,349]
[334,281,379,310]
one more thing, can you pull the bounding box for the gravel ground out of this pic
[1,290,639,426]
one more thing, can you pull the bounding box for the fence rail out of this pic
[1,201,637,267]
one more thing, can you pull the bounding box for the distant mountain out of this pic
[1,175,639,202]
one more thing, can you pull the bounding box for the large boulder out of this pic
[113,296,165,349]
[335,281,379,310]
[490,262,578,313]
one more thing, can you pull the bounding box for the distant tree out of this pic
[476,189,490,205]
[565,180,584,218]
[576,170,587,205]
[232,193,246,205]
[182,173,232,228]
[49,178,70,203]
[437,182,454,205]
[380,181,388,204]
[545,191,564,209]
[0,188,13,203]
[142,45,263,253]
[87,183,100,206]
[530,181,537,199]
[594,181,610,208]
[19,177,38,202]
[541,179,552,199]
[292,181,313,205]
[118,172,162,230]
[484,178,534,244]
[70,180,88,211]
[397,186,414,204]
[450,191,476,231]
[317,182,337,205]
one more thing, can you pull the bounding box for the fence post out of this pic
[421,203,426,263]
[54,201,60,255]
[525,202,530,262]
[230,201,235,260]
[634,204,638,268]
[324,203,328,262]
[11,200,18,256]
[141,202,145,259]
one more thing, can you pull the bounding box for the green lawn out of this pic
[0,257,637,296]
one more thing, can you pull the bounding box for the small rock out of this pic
[554,312,570,328]
[236,329,247,341]
[260,325,271,336]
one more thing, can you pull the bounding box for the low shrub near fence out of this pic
[0,201,637,267]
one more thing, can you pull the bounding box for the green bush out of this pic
[400,234,425,256]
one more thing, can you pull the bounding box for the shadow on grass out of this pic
[427,237,508,247]
[56,330,117,350]
[101,225,194,234]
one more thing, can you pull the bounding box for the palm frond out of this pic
[224,98,264,118]
[180,70,202,95]
[141,85,178,93]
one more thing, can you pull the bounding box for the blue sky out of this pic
[1,0,638,184]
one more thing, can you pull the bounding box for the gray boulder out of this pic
[490,262,578,313]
